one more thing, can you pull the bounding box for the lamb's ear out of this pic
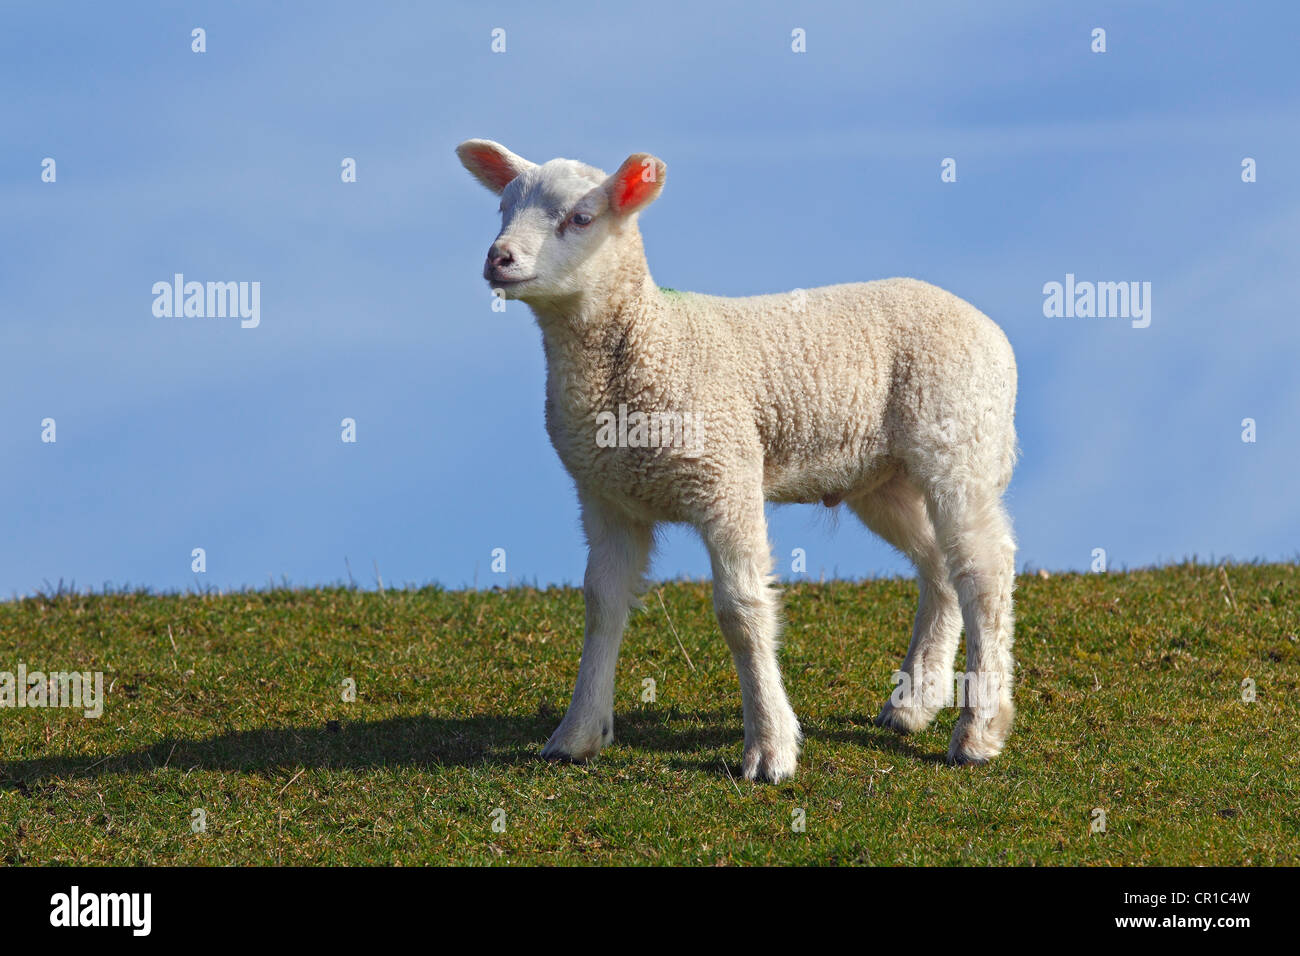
[604,153,667,216]
[455,139,536,195]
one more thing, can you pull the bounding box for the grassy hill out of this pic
[1,563,1297,865]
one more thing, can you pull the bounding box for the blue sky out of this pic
[2,1,1297,596]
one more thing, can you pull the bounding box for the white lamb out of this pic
[456,140,1019,781]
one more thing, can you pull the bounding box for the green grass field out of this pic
[1,562,1297,865]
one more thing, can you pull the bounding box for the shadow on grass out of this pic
[813,713,952,765]
[649,711,951,775]
[0,709,945,790]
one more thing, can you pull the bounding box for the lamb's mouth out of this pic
[488,275,536,287]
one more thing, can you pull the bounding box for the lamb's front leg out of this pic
[541,500,652,763]
[704,505,802,783]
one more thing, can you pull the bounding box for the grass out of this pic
[1,562,1297,866]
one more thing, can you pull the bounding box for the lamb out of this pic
[455,139,1019,781]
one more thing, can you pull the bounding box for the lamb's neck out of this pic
[530,272,659,366]
[530,272,661,416]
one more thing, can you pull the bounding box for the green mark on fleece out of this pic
[659,286,685,296]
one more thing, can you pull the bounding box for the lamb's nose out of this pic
[488,242,515,268]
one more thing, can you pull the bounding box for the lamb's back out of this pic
[656,278,1015,499]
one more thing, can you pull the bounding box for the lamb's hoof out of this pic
[740,740,798,783]
[739,716,801,783]
[875,698,939,735]
[541,713,614,763]
[946,703,1014,766]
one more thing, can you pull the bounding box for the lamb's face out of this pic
[489,159,611,300]
[457,140,666,302]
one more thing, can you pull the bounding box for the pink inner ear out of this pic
[469,148,517,191]
[613,162,656,212]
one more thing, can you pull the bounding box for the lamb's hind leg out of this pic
[927,486,1017,764]
[848,475,963,733]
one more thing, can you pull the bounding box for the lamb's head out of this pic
[456,140,666,302]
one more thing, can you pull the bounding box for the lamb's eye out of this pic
[570,212,593,227]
